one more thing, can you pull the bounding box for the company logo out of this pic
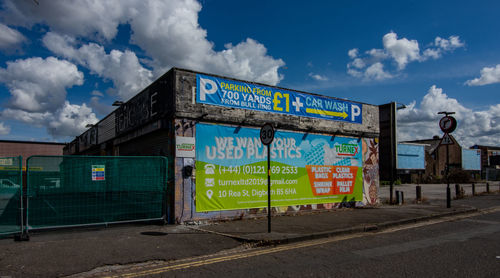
[199,77,218,101]
[176,143,195,152]
[335,143,359,156]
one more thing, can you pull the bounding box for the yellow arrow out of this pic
[305,108,348,119]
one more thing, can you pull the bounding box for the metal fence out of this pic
[485,168,500,181]
[0,156,23,236]
[26,156,168,230]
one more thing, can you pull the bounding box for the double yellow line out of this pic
[104,234,363,278]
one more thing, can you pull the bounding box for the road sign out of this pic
[440,133,454,145]
[259,123,275,233]
[260,123,275,145]
[439,116,457,133]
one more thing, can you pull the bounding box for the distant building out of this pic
[0,140,65,167]
[470,145,500,180]
[470,145,500,170]
[401,135,462,181]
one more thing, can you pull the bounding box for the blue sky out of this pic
[0,0,499,147]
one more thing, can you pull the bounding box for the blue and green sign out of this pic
[196,74,363,124]
[195,123,364,212]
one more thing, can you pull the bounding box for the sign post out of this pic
[438,112,457,208]
[260,123,275,233]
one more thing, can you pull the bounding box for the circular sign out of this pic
[260,123,275,145]
[439,116,457,133]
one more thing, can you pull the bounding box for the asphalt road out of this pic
[101,209,500,278]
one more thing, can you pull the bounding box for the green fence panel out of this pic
[27,156,167,230]
[0,156,22,236]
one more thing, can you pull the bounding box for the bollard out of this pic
[416,185,422,202]
[447,186,451,207]
[472,183,475,196]
[486,182,490,193]
[455,184,460,198]
[401,191,405,204]
[395,190,400,205]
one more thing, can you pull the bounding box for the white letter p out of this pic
[200,77,218,101]
[351,104,361,122]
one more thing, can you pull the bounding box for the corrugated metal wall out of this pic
[98,112,116,143]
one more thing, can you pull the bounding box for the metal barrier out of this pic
[26,156,167,231]
[485,168,500,181]
[0,156,22,236]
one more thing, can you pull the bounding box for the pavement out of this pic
[0,184,499,278]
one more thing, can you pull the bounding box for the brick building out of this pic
[0,140,65,167]
[402,135,462,181]
[470,145,500,170]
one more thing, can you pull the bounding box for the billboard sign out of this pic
[195,123,364,212]
[397,143,425,170]
[196,74,362,124]
[462,149,481,171]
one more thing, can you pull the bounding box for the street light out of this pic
[112,101,124,106]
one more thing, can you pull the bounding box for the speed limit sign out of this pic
[260,123,275,145]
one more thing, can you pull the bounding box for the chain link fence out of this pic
[26,156,168,230]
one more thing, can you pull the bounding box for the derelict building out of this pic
[65,68,380,223]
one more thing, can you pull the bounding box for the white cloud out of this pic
[48,102,98,137]
[0,57,97,138]
[435,36,464,51]
[351,58,366,69]
[91,91,104,97]
[43,32,153,100]
[0,23,26,50]
[397,85,500,147]
[0,122,10,135]
[347,32,465,81]
[383,32,420,70]
[348,48,358,59]
[364,62,393,81]
[465,64,500,86]
[2,102,98,138]
[308,73,328,81]
[89,90,113,116]
[0,57,83,112]
[422,36,465,60]
[3,0,284,86]
[0,0,126,41]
